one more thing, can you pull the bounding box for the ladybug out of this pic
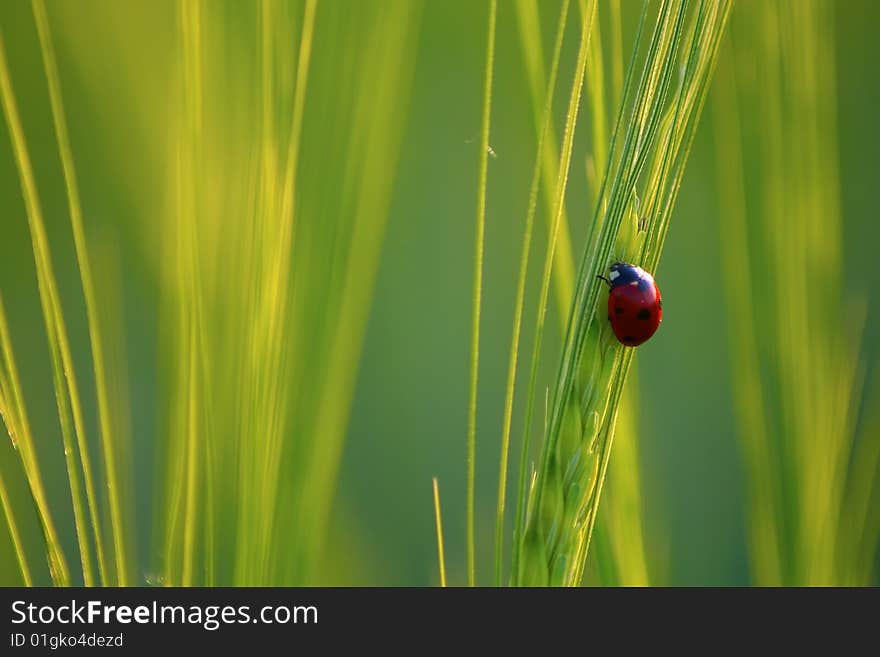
[600,262,662,346]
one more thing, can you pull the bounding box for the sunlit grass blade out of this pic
[432,478,447,588]
[584,2,608,202]
[591,372,649,586]
[712,48,782,585]
[609,1,624,109]
[466,0,497,588]
[0,446,33,585]
[253,0,316,584]
[513,0,577,314]
[0,296,70,585]
[287,0,423,584]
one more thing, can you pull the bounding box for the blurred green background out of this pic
[0,0,877,586]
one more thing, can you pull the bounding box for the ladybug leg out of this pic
[596,274,611,286]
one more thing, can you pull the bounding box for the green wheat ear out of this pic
[515,0,732,586]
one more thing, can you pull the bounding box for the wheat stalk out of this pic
[516,0,732,586]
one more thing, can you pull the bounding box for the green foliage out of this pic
[156,0,422,585]
[0,0,421,586]
[0,0,876,589]
[713,0,880,586]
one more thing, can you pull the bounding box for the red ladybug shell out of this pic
[605,262,662,346]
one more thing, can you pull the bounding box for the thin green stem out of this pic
[466,0,497,588]
[433,478,447,587]
[0,456,33,585]
[513,0,578,317]
[0,296,70,585]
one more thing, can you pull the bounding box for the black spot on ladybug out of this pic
[624,336,636,343]
[615,306,625,315]
[637,309,651,321]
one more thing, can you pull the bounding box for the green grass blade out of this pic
[466,0,497,588]
[584,0,608,202]
[609,1,624,108]
[0,296,70,585]
[712,46,782,585]
[432,478,447,587]
[593,371,650,586]
[0,439,33,585]
[513,0,578,315]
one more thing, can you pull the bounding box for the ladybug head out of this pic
[608,262,652,290]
